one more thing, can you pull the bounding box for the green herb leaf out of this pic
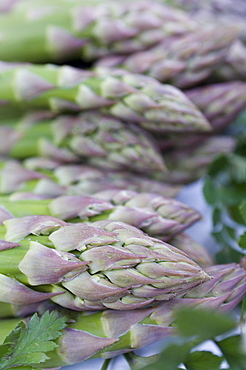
[124,352,160,370]
[206,154,229,177]
[140,341,192,370]
[229,154,246,183]
[203,178,219,205]
[174,307,236,341]
[203,145,246,263]
[0,311,67,370]
[135,308,238,370]
[239,200,246,225]
[215,335,246,370]
[184,351,223,370]
[238,232,246,249]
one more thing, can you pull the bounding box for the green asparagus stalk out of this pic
[0,62,210,133]
[0,160,182,198]
[0,215,210,310]
[0,111,166,174]
[0,0,199,62]
[0,191,201,240]
[160,135,236,184]
[96,24,240,88]
[0,260,245,367]
[0,301,42,319]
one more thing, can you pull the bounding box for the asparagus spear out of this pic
[51,162,182,197]
[0,0,198,62]
[96,24,240,88]
[0,260,245,367]
[186,81,246,132]
[163,0,246,20]
[0,191,201,240]
[153,80,246,152]
[0,181,209,266]
[0,161,208,267]
[222,40,246,80]
[208,41,246,82]
[0,215,209,310]
[169,233,214,268]
[160,135,236,184]
[0,160,182,198]
[0,62,210,133]
[0,111,166,174]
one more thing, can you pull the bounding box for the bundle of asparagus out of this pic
[0,2,245,369]
[1,78,244,185]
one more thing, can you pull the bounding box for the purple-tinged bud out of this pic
[49,223,118,252]
[18,241,88,285]
[48,195,114,220]
[16,70,55,100]
[4,215,67,242]
[0,274,60,305]
[0,240,20,251]
[59,328,118,364]
[47,26,87,59]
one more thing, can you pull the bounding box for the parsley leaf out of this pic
[0,311,67,370]
[203,150,246,263]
